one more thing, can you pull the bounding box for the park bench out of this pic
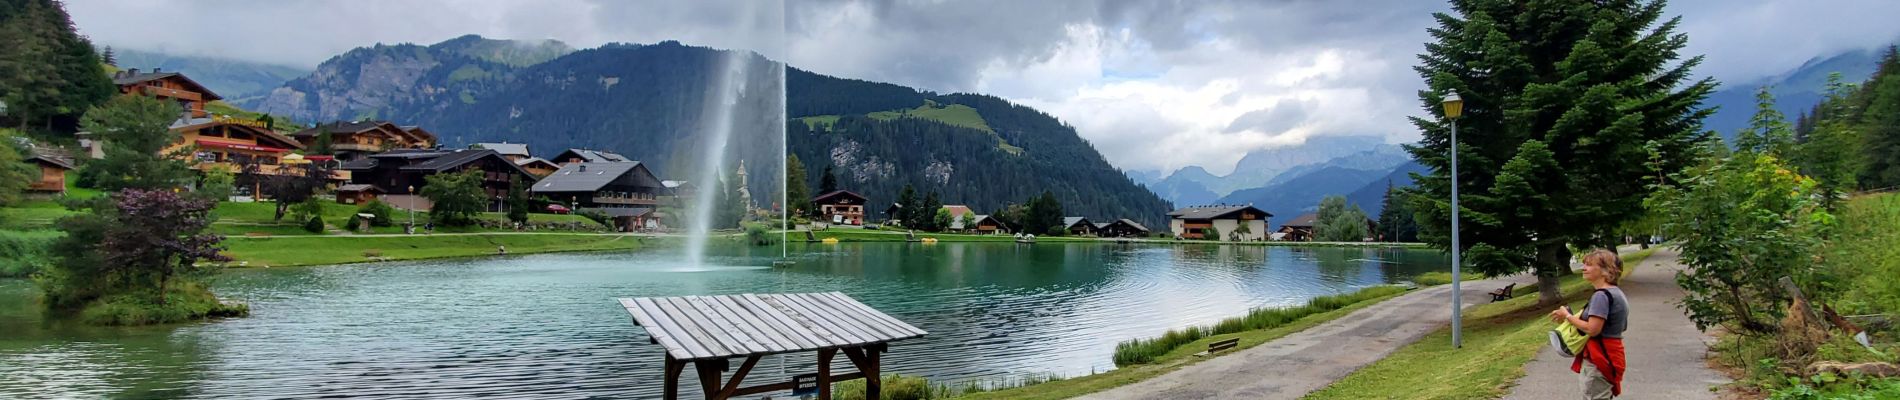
[1194,337,1241,357]
[1490,283,1517,302]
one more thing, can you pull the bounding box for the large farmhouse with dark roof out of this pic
[1167,204,1271,241]
[342,149,533,210]
[531,161,668,231]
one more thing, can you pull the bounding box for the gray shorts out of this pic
[1580,365,1615,399]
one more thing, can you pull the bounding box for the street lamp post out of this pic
[1442,89,1465,349]
[407,185,416,233]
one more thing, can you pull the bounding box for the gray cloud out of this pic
[62,0,1900,173]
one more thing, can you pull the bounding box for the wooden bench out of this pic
[1194,338,1241,357]
[1490,283,1517,302]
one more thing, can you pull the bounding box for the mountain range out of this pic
[107,48,310,101]
[1703,44,1889,141]
[226,36,1170,227]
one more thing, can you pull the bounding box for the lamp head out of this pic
[1442,89,1464,119]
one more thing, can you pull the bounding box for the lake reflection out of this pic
[0,242,1445,398]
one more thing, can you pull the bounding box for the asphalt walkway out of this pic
[1079,275,1522,400]
[1502,247,1730,400]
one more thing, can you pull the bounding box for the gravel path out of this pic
[1501,247,1730,400]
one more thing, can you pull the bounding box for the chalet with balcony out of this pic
[165,116,307,177]
[113,68,218,118]
[941,205,974,230]
[1168,204,1271,241]
[531,161,668,231]
[966,215,1011,234]
[341,149,533,210]
[553,148,630,165]
[1096,219,1151,238]
[812,190,867,226]
[292,121,435,161]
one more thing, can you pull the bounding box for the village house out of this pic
[661,180,695,203]
[113,68,216,118]
[1168,204,1271,241]
[291,121,437,161]
[941,205,974,230]
[1096,219,1151,238]
[552,148,631,165]
[165,116,309,178]
[1277,213,1318,242]
[812,190,867,226]
[341,149,534,211]
[1062,217,1095,236]
[530,161,669,231]
[334,184,384,205]
[475,142,532,162]
[966,215,1011,234]
[883,203,904,225]
[515,157,560,176]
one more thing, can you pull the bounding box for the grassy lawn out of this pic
[220,233,646,267]
[209,201,602,235]
[953,287,1418,399]
[1304,248,1656,400]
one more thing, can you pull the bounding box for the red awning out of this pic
[304,155,335,161]
[195,139,288,153]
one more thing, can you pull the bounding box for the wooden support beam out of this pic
[730,371,866,397]
[715,355,763,400]
[663,355,686,400]
[819,348,837,400]
[695,358,728,400]
[868,346,883,400]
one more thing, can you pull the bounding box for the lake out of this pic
[0,242,1447,399]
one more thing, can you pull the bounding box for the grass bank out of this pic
[949,285,1417,400]
[0,229,59,277]
[1304,247,1655,400]
[220,233,649,267]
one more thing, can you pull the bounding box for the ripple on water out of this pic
[0,244,1444,398]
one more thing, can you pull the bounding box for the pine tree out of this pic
[919,191,943,232]
[100,45,115,66]
[79,94,193,191]
[894,184,917,226]
[312,130,334,155]
[1794,74,1863,208]
[1860,47,1900,189]
[1735,86,1796,156]
[819,164,839,193]
[784,154,811,217]
[1408,0,1714,304]
[0,0,112,132]
[1377,182,1418,242]
[0,131,35,208]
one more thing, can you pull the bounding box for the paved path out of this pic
[1080,275,1526,400]
[1502,247,1729,400]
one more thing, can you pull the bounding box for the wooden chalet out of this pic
[24,151,73,195]
[340,149,533,211]
[966,215,1011,234]
[113,68,218,118]
[1167,204,1271,241]
[1096,219,1150,238]
[553,148,631,165]
[1062,217,1095,236]
[475,142,532,162]
[883,203,903,224]
[166,116,308,177]
[812,190,868,226]
[335,184,384,204]
[1277,213,1317,242]
[531,161,668,231]
[515,157,560,176]
[291,121,435,161]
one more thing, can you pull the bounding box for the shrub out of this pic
[362,249,383,258]
[743,222,778,246]
[1650,152,1832,333]
[0,230,58,278]
[358,199,396,227]
[833,374,941,400]
[302,215,325,233]
[78,282,248,325]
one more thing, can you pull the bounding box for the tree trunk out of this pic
[1534,243,1570,306]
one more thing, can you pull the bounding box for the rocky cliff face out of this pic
[244,36,572,124]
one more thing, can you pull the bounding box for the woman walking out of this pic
[1549,249,1629,399]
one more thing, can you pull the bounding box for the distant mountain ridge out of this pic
[108,48,309,100]
[1704,44,1887,141]
[238,37,1172,227]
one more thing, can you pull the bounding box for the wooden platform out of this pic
[618,292,927,399]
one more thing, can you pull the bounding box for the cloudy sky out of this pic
[66,0,1900,176]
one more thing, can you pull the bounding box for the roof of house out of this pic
[399,126,437,143]
[171,117,305,149]
[1167,204,1271,220]
[404,149,508,172]
[532,161,661,193]
[556,148,631,163]
[28,152,73,170]
[112,70,222,101]
[475,142,531,157]
[1280,213,1319,228]
[515,157,558,168]
[941,205,973,219]
[1062,216,1092,228]
[1116,218,1150,232]
[661,180,691,188]
[812,190,866,204]
[290,120,399,138]
[336,184,383,193]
